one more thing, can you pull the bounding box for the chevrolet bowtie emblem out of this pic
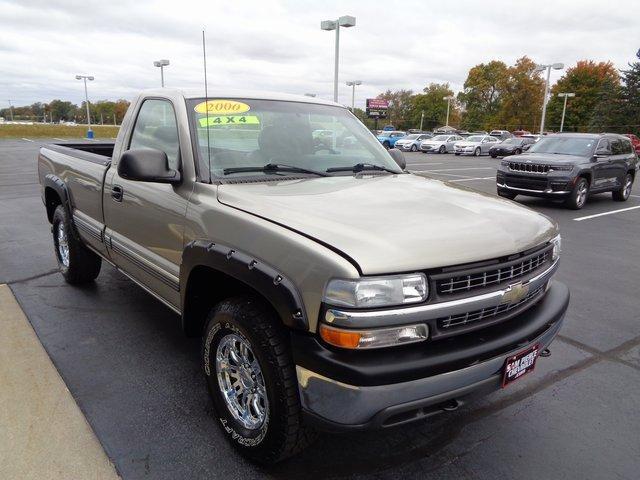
[501,282,529,304]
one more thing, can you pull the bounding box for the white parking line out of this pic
[573,205,640,222]
[630,194,640,198]
[21,138,34,142]
[406,162,444,166]
[53,137,67,141]
[449,176,495,182]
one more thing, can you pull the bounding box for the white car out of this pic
[453,135,500,156]
[420,134,463,154]
[394,133,431,152]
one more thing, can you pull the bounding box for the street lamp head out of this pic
[533,65,546,73]
[321,20,337,31]
[75,75,82,80]
[552,63,564,70]
[338,15,356,27]
[87,76,94,81]
[443,96,454,101]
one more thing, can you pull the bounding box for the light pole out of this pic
[75,75,94,138]
[321,16,356,102]
[534,63,564,134]
[346,80,362,112]
[419,111,425,131]
[7,100,14,122]
[557,92,575,132]
[153,59,170,87]
[443,95,454,126]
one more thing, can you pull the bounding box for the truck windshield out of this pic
[528,137,596,156]
[188,98,402,179]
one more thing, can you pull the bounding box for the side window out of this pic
[129,99,180,169]
[622,139,633,154]
[610,139,623,155]
[597,138,611,153]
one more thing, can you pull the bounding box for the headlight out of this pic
[323,273,428,308]
[551,234,561,260]
[501,161,510,167]
[319,323,428,349]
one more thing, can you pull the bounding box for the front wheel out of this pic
[612,173,633,201]
[52,205,101,284]
[498,189,517,200]
[410,144,417,152]
[514,148,522,155]
[565,177,589,209]
[439,145,446,154]
[202,296,315,464]
[474,147,481,156]
[383,141,390,150]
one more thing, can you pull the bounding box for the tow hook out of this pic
[540,348,551,357]
[442,399,460,412]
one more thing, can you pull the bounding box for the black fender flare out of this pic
[43,174,73,222]
[180,240,308,331]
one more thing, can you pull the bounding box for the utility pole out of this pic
[443,96,454,126]
[534,63,564,134]
[321,16,356,102]
[419,111,424,131]
[75,75,95,138]
[7,100,14,122]
[557,92,575,132]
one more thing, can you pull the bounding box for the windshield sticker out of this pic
[194,100,250,115]
[198,115,260,127]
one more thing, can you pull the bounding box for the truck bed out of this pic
[44,142,115,166]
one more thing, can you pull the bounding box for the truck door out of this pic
[103,98,190,310]
[609,138,630,189]
[592,138,616,190]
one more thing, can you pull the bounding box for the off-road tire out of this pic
[565,177,589,210]
[612,173,633,201]
[202,296,316,464]
[52,205,101,284]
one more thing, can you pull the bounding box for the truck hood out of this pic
[513,152,584,164]
[217,173,557,274]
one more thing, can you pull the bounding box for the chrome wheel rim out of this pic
[56,222,70,267]
[216,334,268,430]
[576,181,588,207]
[623,176,632,198]
[475,148,480,156]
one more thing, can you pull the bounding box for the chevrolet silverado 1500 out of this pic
[38,88,569,464]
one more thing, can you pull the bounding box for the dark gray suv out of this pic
[496,133,638,209]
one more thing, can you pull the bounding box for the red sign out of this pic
[366,99,389,109]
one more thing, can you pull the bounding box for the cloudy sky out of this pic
[1,0,639,108]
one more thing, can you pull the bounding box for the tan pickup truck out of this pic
[38,88,569,464]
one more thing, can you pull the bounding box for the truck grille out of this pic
[436,248,551,295]
[504,175,548,190]
[509,162,549,174]
[437,285,545,329]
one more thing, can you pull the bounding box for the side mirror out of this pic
[388,148,406,170]
[118,149,181,184]
[594,148,611,160]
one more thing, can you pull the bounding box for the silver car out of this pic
[420,134,463,154]
[394,133,432,152]
[454,135,500,156]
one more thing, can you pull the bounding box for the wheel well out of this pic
[627,169,635,180]
[182,265,279,337]
[44,187,62,223]
[578,172,591,185]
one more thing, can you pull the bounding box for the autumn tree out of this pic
[546,60,620,132]
[410,83,459,131]
[458,60,508,131]
[495,56,544,132]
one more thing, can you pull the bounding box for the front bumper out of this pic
[293,280,569,431]
[497,171,574,197]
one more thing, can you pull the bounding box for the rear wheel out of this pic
[202,296,315,464]
[565,177,589,209]
[612,173,633,201]
[474,147,481,156]
[52,205,101,284]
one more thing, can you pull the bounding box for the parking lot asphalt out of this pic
[2,138,640,479]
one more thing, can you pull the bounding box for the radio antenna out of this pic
[202,29,212,183]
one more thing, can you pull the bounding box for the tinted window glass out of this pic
[611,139,623,155]
[529,136,597,156]
[129,99,180,169]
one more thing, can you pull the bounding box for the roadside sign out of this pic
[366,98,389,119]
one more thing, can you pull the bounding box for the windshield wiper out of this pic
[326,163,399,174]
[223,163,329,177]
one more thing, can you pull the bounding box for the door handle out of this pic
[111,185,123,202]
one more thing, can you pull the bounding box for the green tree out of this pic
[376,89,414,130]
[546,60,620,132]
[410,83,458,131]
[458,60,508,131]
[48,100,77,122]
[620,49,640,135]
